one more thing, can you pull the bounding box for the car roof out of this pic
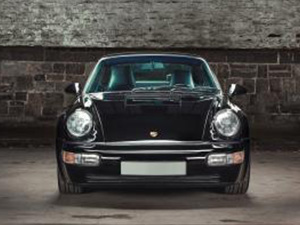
[100,52,206,62]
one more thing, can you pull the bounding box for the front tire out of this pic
[223,163,250,195]
[57,168,83,194]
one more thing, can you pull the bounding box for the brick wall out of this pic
[1,0,300,49]
[0,47,299,128]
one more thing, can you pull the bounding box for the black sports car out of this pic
[56,53,250,194]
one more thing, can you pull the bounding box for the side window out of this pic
[100,67,111,90]
[192,64,215,88]
[84,62,104,93]
[90,66,107,92]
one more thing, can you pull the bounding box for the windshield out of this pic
[84,56,221,93]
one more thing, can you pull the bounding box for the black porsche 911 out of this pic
[56,53,250,194]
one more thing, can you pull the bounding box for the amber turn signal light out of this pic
[207,151,245,166]
[231,151,244,164]
[62,151,76,164]
[62,151,100,166]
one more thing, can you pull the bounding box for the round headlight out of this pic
[213,109,241,137]
[66,109,93,137]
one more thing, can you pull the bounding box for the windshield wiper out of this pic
[131,85,182,92]
[193,86,219,92]
[131,87,154,92]
[152,84,193,91]
[154,84,218,93]
[131,85,219,93]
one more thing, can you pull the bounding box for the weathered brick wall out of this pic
[0,47,299,128]
[0,0,300,49]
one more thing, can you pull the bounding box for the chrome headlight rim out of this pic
[66,109,93,138]
[213,109,241,138]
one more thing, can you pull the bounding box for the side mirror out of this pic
[228,84,247,98]
[65,83,81,96]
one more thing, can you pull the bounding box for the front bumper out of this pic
[58,139,250,187]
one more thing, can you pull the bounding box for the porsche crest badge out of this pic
[150,131,158,138]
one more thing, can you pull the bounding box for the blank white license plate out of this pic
[121,161,186,176]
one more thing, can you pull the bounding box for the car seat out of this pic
[169,70,195,88]
[107,65,135,91]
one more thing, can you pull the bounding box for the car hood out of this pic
[90,91,221,142]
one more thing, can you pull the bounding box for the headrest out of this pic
[107,65,135,91]
[170,70,194,88]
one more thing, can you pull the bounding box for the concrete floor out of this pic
[0,149,299,225]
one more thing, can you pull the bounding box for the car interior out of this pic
[105,65,198,91]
